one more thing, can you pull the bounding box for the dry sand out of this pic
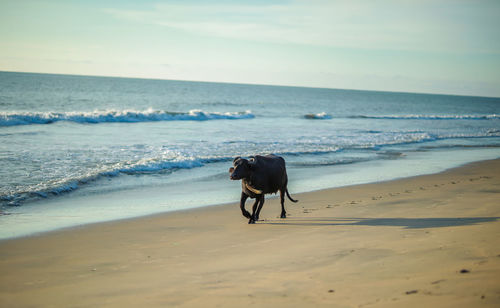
[1,159,499,308]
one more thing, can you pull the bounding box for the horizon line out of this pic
[1,69,499,100]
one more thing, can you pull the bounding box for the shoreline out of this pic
[1,159,499,307]
[2,149,500,241]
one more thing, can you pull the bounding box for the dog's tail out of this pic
[286,189,298,203]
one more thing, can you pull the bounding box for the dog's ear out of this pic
[233,156,241,164]
[248,156,257,170]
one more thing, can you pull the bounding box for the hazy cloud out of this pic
[104,0,500,54]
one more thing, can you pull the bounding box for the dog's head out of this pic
[229,156,256,180]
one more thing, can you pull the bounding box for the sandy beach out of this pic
[0,159,499,308]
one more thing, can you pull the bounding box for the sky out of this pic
[1,0,500,97]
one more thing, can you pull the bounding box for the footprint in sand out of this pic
[303,208,318,213]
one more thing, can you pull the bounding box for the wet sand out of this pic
[1,159,499,307]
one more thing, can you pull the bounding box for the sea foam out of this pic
[0,156,225,206]
[0,109,255,126]
[349,114,499,120]
[4,128,495,207]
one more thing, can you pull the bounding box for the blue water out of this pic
[1,71,500,239]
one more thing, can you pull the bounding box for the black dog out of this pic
[229,154,298,224]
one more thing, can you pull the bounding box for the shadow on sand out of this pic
[260,217,500,229]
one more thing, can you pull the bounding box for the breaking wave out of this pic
[0,156,230,206]
[0,109,255,126]
[348,114,500,120]
[2,129,499,207]
[304,112,332,120]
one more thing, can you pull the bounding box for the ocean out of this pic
[1,71,499,239]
